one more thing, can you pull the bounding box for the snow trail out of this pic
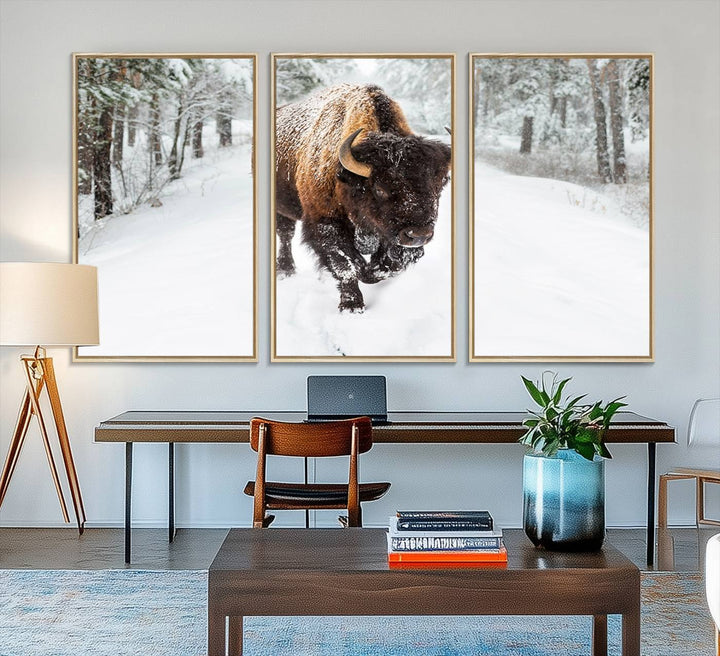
[473,161,650,357]
[78,140,254,358]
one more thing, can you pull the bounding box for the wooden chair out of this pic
[243,417,390,528]
[658,398,720,529]
[658,468,720,528]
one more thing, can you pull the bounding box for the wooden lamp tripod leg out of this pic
[42,357,86,533]
[20,356,72,524]
[0,354,85,534]
[0,389,34,506]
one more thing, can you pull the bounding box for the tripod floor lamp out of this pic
[0,262,99,533]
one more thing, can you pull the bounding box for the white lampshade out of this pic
[0,262,99,346]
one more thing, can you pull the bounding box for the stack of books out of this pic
[387,510,507,567]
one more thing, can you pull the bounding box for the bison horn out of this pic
[339,128,372,178]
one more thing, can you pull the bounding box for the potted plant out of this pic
[519,372,627,551]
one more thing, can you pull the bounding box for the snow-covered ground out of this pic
[78,135,254,358]
[275,184,453,358]
[473,160,650,358]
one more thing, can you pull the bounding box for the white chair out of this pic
[706,533,720,656]
[659,398,720,528]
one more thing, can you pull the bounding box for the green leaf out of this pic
[602,399,628,426]
[522,376,547,407]
[576,442,595,461]
[566,394,587,409]
[588,403,603,421]
[552,377,571,404]
[575,429,595,443]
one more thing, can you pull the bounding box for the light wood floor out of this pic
[0,526,716,571]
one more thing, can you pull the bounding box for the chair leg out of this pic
[345,505,362,527]
[658,474,669,528]
[697,477,704,527]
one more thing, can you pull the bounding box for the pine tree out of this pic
[626,58,650,142]
[586,58,613,183]
[606,59,627,184]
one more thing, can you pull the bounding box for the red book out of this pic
[388,545,508,564]
[389,560,508,570]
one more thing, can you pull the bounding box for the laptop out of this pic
[306,375,388,425]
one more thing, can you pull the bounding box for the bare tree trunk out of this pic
[93,105,114,220]
[127,104,138,147]
[147,93,162,194]
[217,111,232,147]
[586,58,613,183]
[474,67,483,128]
[192,119,204,158]
[127,70,142,147]
[77,113,93,195]
[149,92,162,167]
[520,116,533,154]
[178,119,190,173]
[606,59,627,184]
[112,105,125,169]
[168,97,185,179]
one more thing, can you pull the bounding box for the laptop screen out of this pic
[306,375,387,423]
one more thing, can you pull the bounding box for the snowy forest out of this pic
[474,56,651,227]
[76,56,253,228]
[75,56,255,358]
[273,57,454,358]
[472,56,652,359]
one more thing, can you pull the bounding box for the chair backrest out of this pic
[249,417,373,457]
[688,398,720,447]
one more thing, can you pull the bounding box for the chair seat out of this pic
[243,481,390,508]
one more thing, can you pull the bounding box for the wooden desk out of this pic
[207,528,641,656]
[94,411,675,564]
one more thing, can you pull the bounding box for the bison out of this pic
[275,83,451,313]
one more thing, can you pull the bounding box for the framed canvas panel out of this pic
[73,54,257,361]
[470,54,653,362]
[271,54,455,362]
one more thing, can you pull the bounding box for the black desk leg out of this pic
[304,456,310,529]
[169,443,175,543]
[646,442,656,567]
[125,442,133,565]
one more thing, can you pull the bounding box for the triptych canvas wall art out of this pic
[271,54,455,361]
[72,53,652,363]
[73,54,257,361]
[470,54,653,361]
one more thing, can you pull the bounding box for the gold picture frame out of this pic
[271,53,456,362]
[72,53,258,362]
[469,53,654,362]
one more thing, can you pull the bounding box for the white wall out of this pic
[1,0,718,530]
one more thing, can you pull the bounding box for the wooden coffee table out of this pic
[208,528,640,656]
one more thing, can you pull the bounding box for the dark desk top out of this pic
[209,527,636,574]
[95,410,675,444]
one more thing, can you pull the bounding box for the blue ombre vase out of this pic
[523,449,606,551]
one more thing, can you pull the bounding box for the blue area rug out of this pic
[0,569,714,655]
